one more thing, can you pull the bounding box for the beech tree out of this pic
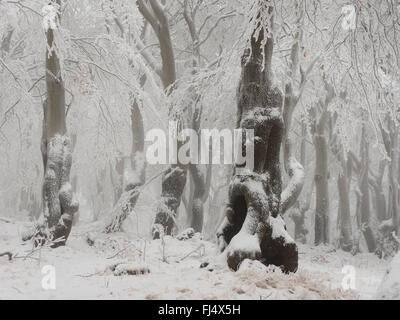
[38,0,79,246]
[216,1,298,273]
[1,0,400,269]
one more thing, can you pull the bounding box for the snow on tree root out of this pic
[226,232,262,271]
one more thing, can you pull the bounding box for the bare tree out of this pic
[102,10,148,233]
[136,0,187,238]
[38,0,79,247]
[309,76,334,246]
[216,3,298,273]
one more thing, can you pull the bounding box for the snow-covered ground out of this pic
[0,219,389,300]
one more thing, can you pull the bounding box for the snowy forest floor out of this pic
[0,220,388,300]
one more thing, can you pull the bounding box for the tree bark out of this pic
[313,117,329,245]
[311,78,333,246]
[359,125,376,252]
[37,1,78,247]
[216,5,298,273]
[137,0,188,238]
[291,124,311,244]
[181,2,213,233]
[281,1,305,215]
[337,156,353,251]
[103,90,147,233]
[110,153,124,206]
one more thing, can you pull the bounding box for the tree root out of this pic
[0,252,13,261]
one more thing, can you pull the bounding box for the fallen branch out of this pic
[74,271,105,278]
[0,252,13,261]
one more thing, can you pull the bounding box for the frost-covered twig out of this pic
[180,244,205,262]
[106,242,143,260]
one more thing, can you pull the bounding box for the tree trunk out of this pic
[359,125,376,252]
[375,118,399,257]
[111,153,124,206]
[313,116,329,245]
[281,1,305,215]
[137,0,188,238]
[291,123,310,244]
[0,25,13,57]
[389,124,400,236]
[337,156,353,251]
[93,167,106,221]
[310,78,334,246]
[38,2,78,247]
[216,6,298,273]
[104,85,147,233]
[188,163,211,232]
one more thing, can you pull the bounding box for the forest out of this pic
[0,0,400,300]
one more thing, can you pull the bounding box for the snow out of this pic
[42,4,60,31]
[375,252,400,299]
[269,215,295,244]
[0,220,390,300]
[226,232,261,258]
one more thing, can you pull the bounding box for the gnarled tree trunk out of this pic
[137,0,188,238]
[38,1,78,247]
[216,5,298,273]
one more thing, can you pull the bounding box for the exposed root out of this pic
[0,252,13,261]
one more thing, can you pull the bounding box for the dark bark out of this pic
[153,166,187,237]
[216,6,298,273]
[0,252,12,261]
[188,164,206,232]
